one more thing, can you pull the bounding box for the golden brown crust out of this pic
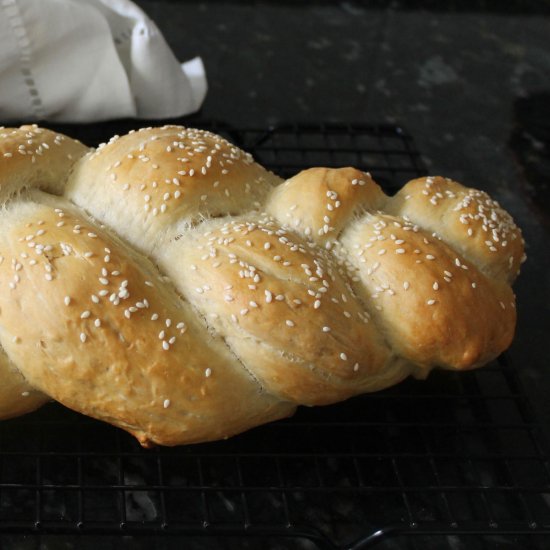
[388,177,525,283]
[161,214,392,405]
[0,347,48,419]
[0,125,525,446]
[339,213,516,371]
[0,125,89,201]
[0,196,293,446]
[65,126,282,254]
[266,167,386,246]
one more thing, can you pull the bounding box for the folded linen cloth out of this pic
[0,0,207,122]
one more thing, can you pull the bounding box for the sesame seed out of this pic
[80,333,87,343]
[322,326,331,332]
[162,341,170,351]
[205,368,212,377]
[163,399,171,409]
[286,320,295,327]
[426,299,436,305]
[340,352,347,361]
[80,311,91,319]
[64,296,71,306]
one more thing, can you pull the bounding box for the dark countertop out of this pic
[3,2,550,549]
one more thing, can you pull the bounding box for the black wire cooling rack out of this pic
[0,122,548,550]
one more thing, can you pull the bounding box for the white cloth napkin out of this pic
[0,0,208,122]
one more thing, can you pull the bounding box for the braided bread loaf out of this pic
[0,125,524,446]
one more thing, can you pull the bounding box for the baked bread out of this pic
[0,124,525,446]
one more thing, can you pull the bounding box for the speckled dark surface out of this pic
[2,2,550,549]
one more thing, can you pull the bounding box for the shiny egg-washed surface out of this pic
[0,125,524,446]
